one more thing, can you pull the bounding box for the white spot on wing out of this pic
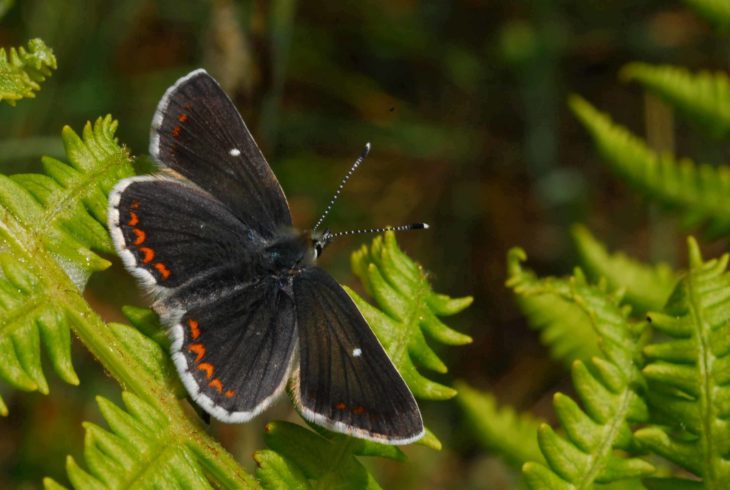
[352,348,362,357]
[229,148,241,157]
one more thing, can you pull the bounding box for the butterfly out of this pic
[107,69,425,444]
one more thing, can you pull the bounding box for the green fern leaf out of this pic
[684,0,730,29]
[43,392,217,489]
[255,421,405,490]
[456,381,544,467]
[621,63,730,137]
[570,95,730,237]
[0,38,57,106]
[572,224,678,313]
[508,248,601,366]
[636,238,730,488]
[508,248,655,488]
[0,116,131,410]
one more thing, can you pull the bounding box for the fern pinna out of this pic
[507,248,653,488]
[571,224,678,315]
[639,239,730,488]
[0,38,56,106]
[0,117,127,414]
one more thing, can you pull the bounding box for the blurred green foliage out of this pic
[2,0,730,488]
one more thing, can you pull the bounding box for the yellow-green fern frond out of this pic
[508,248,654,488]
[637,238,730,488]
[572,224,678,313]
[621,63,730,137]
[0,38,56,105]
[571,95,730,237]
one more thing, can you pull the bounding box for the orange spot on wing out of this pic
[353,406,366,415]
[128,211,139,226]
[225,390,235,398]
[209,378,223,393]
[187,319,200,339]
[197,363,214,379]
[188,343,205,362]
[154,263,171,280]
[139,247,155,263]
[131,200,140,209]
[172,126,181,137]
[178,113,188,122]
[335,402,347,411]
[132,228,146,245]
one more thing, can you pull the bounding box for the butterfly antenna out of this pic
[313,143,371,232]
[329,222,430,241]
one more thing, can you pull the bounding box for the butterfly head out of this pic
[311,229,334,259]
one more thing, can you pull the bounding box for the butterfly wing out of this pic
[292,267,424,444]
[108,176,263,292]
[168,277,297,422]
[109,177,297,420]
[150,69,291,237]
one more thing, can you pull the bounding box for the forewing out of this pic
[293,267,424,444]
[108,176,263,293]
[168,277,297,422]
[150,69,291,237]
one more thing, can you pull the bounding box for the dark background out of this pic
[1,1,727,488]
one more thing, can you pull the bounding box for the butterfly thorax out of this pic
[262,230,318,272]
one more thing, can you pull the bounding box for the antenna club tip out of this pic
[422,223,430,229]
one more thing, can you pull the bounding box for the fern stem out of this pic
[578,389,636,489]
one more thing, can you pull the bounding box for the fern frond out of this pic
[43,392,215,489]
[255,421,404,489]
[508,249,601,366]
[684,0,730,28]
[0,38,57,106]
[507,248,655,488]
[456,382,544,467]
[621,63,730,137]
[0,116,130,407]
[636,238,730,488]
[0,118,255,485]
[570,95,730,237]
[349,231,472,401]
[572,224,678,313]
